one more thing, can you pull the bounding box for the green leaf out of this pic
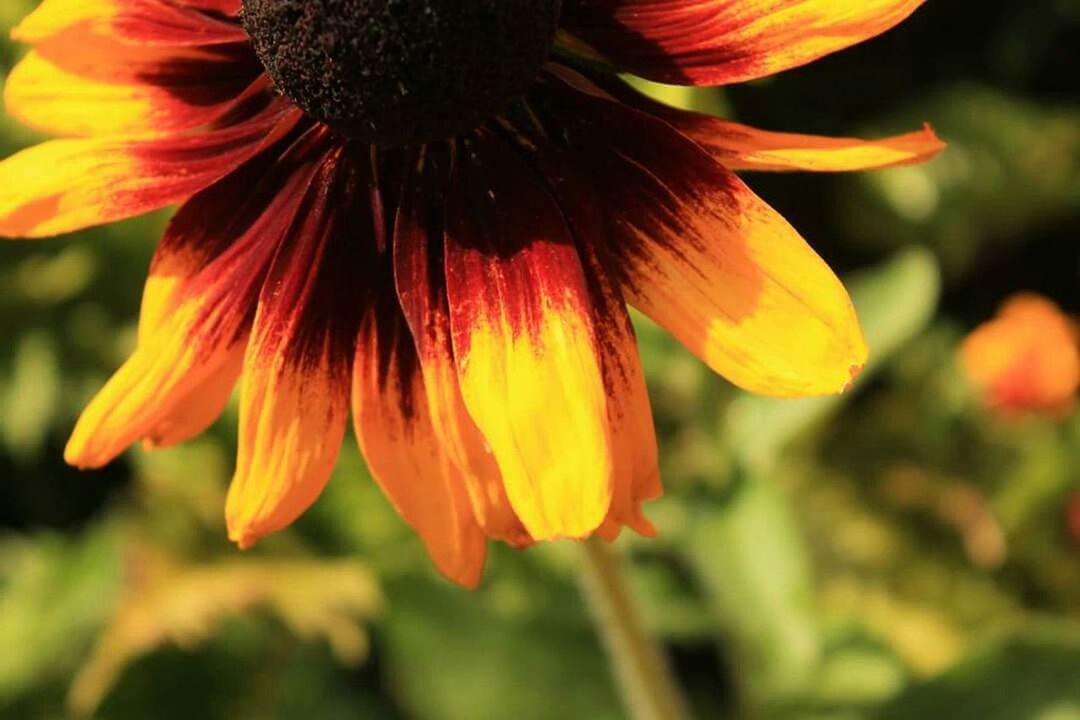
[1,332,60,459]
[684,471,821,705]
[0,525,122,702]
[876,621,1080,720]
[382,571,622,720]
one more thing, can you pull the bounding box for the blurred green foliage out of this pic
[0,1,1078,718]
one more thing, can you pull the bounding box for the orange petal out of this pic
[13,0,247,46]
[65,131,324,468]
[444,135,615,541]
[225,149,359,549]
[536,79,866,397]
[560,0,924,86]
[4,35,259,137]
[393,151,530,547]
[354,285,488,587]
[0,95,297,238]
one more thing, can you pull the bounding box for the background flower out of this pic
[960,293,1079,417]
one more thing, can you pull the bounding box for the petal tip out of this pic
[445,565,483,590]
[919,123,948,158]
[63,429,112,470]
[842,363,865,394]
[227,523,259,551]
[633,517,659,538]
[9,22,29,43]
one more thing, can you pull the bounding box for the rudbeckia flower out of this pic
[960,294,1079,417]
[0,0,943,586]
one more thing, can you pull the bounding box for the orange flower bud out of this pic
[960,294,1080,417]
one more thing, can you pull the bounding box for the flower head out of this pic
[1,0,942,585]
[960,294,1079,417]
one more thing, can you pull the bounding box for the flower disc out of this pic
[243,0,561,146]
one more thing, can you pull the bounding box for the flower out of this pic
[0,0,942,586]
[960,294,1079,417]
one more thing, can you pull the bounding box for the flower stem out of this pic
[580,537,691,720]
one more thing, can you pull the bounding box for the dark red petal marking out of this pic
[179,0,242,15]
[244,149,369,374]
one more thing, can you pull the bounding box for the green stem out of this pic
[580,538,691,720]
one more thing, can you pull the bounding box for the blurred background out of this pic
[0,1,1078,718]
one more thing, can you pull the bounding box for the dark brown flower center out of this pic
[242,0,561,146]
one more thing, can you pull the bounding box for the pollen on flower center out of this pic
[242,0,561,146]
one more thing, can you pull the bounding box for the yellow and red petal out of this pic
[560,0,924,86]
[0,95,298,238]
[4,34,260,137]
[581,244,661,540]
[682,121,944,173]
[354,283,488,587]
[444,135,616,541]
[13,0,247,47]
[393,151,531,547]
[579,72,945,173]
[535,78,866,397]
[179,0,242,15]
[65,130,325,469]
[226,147,361,550]
[501,126,661,538]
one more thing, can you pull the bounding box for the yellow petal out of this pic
[226,348,349,549]
[65,301,244,468]
[141,353,241,450]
